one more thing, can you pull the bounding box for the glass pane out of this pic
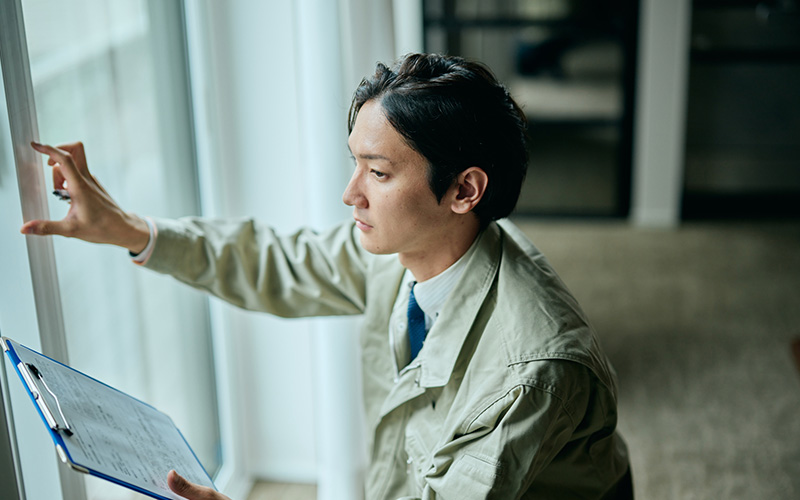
[21,0,221,497]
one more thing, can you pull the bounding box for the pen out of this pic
[52,189,71,203]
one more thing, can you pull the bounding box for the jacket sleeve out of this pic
[143,217,369,317]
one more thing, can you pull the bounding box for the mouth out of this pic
[354,216,373,231]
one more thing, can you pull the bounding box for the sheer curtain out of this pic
[179,0,419,497]
[21,0,221,498]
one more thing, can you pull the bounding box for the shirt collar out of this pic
[409,240,478,324]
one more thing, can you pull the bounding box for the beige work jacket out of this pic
[146,217,630,499]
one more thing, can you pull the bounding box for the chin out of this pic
[359,234,395,255]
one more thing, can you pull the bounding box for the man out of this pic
[23,53,631,499]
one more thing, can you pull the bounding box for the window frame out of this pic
[0,0,245,498]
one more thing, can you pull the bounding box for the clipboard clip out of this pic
[18,362,73,436]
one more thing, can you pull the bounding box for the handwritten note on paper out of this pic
[12,341,215,500]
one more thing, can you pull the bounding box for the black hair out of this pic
[348,53,529,227]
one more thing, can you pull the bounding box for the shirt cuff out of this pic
[130,216,157,265]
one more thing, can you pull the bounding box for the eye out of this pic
[371,169,387,179]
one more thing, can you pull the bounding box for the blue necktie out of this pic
[407,283,427,361]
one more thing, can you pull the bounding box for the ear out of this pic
[450,167,488,215]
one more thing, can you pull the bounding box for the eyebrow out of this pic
[347,146,394,164]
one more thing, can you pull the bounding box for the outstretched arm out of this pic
[20,141,150,253]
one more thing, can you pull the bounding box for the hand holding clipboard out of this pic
[2,336,229,500]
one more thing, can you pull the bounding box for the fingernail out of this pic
[31,141,42,147]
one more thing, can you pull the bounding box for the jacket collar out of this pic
[415,222,501,388]
[372,223,503,420]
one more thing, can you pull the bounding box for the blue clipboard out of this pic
[2,336,216,500]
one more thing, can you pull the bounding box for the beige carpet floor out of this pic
[514,218,800,499]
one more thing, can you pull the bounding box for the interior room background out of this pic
[1,1,798,500]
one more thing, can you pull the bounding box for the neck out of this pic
[399,219,481,282]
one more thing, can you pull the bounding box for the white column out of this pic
[631,0,692,228]
[393,0,424,56]
[294,1,365,499]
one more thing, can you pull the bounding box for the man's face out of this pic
[343,100,456,259]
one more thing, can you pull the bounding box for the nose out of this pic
[342,168,367,209]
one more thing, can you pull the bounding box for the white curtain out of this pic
[186,0,422,498]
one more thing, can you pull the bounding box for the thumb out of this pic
[168,470,195,497]
[20,219,70,237]
[168,470,221,500]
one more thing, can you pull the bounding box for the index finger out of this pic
[31,142,84,186]
[55,142,88,172]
